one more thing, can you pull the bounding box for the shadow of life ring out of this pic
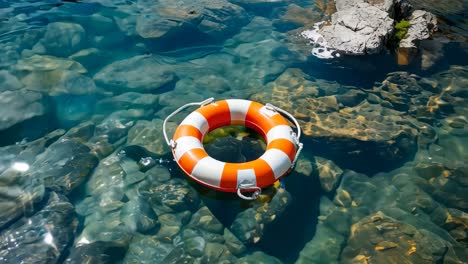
[163,98,303,200]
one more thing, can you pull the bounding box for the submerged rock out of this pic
[126,119,177,156]
[159,246,195,263]
[0,192,77,264]
[93,55,176,94]
[0,70,23,91]
[275,4,323,28]
[183,235,206,257]
[0,170,45,229]
[187,206,224,234]
[230,188,291,244]
[231,0,289,6]
[28,138,98,194]
[21,68,97,96]
[154,212,189,242]
[0,90,46,131]
[35,22,87,57]
[94,111,137,143]
[223,228,246,256]
[147,178,200,214]
[205,136,247,163]
[95,92,159,115]
[123,235,174,264]
[314,156,344,193]
[121,198,159,233]
[65,241,124,264]
[443,208,468,248]
[77,210,132,247]
[135,0,248,40]
[415,155,468,211]
[85,152,125,195]
[341,211,464,263]
[251,69,419,173]
[237,251,282,264]
[15,54,86,73]
[296,223,345,264]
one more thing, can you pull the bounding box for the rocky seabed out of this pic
[0,0,467,263]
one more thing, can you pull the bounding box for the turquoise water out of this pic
[0,0,467,263]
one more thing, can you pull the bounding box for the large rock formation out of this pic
[319,5,394,55]
[316,0,396,55]
[302,0,438,56]
[400,10,438,49]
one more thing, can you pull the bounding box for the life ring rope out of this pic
[163,98,303,200]
[264,103,304,169]
[163,97,214,148]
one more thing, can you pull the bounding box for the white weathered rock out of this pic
[305,0,436,56]
[318,6,394,55]
[335,0,395,13]
[400,10,438,49]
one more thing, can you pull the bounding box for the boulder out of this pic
[15,54,86,73]
[0,192,77,264]
[341,211,464,263]
[251,69,420,173]
[0,169,45,229]
[230,188,291,244]
[146,178,200,214]
[106,0,248,45]
[0,90,46,131]
[93,55,176,94]
[123,235,174,264]
[335,0,395,13]
[302,0,439,56]
[400,10,438,49]
[134,0,248,40]
[237,251,282,264]
[27,138,98,194]
[36,22,87,57]
[126,119,177,156]
[95,92,159,115]
[296,224,345,264]
[314,156,344,193]
[65,241,124,264]
[318,5,394,55]
[275,4,323,28]
[120,198,159,233]
[0,70,23,91]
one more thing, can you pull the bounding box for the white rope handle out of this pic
[163,97,214,148]
[237,182,262,200]
[265,103,304,168]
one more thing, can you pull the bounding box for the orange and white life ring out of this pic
[163,98,303,200]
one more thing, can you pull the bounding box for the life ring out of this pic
[163,98,303,200]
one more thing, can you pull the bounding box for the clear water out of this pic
[0,0,467,263]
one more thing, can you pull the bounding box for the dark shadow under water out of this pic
[296,42,468,89]
[197,137,322,263]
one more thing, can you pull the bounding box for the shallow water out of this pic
[0,0,467,263]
